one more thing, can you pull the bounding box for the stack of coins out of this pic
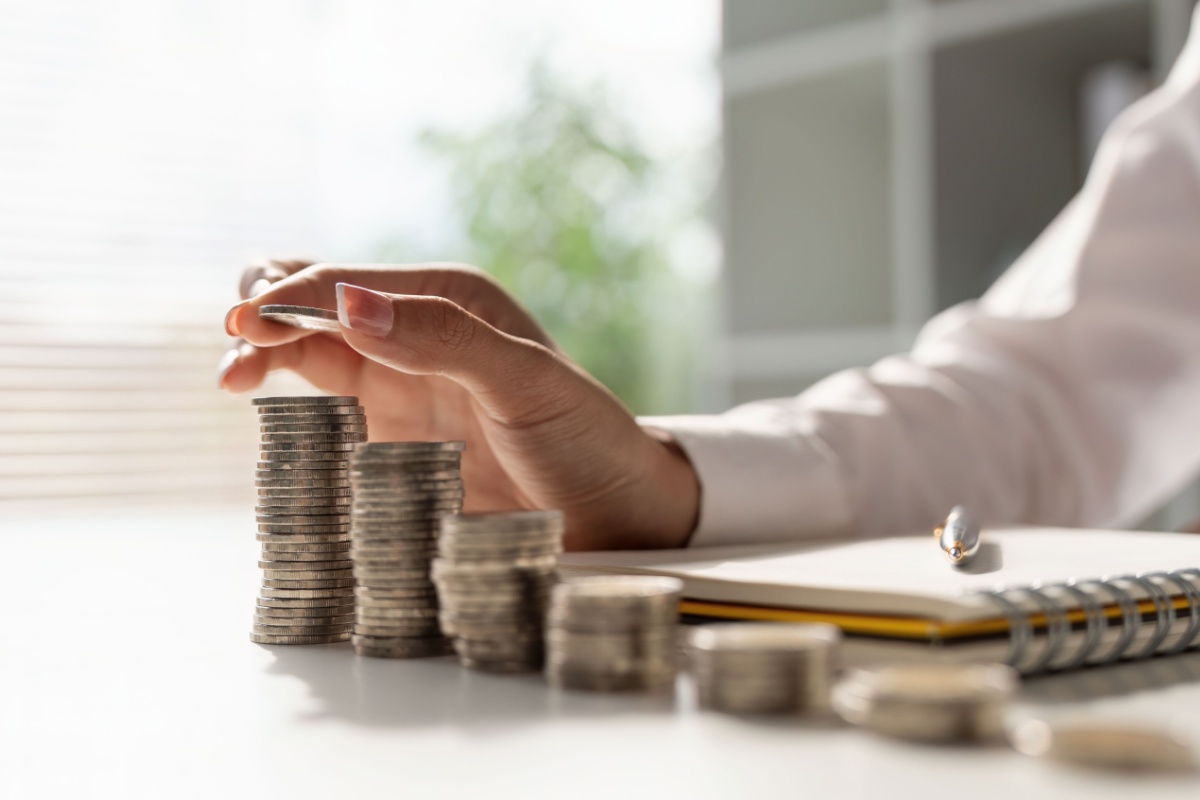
[545,576,683,691]
[831,663,1017,742]
[252,396,365,645]
[349,441,465,658]
[688,623,842,714]
[432,511,564,672]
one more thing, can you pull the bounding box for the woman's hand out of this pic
[219,259,699,551]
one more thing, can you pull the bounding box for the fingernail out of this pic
[249,278,272,297]
[337,283,394,338]
[225,301,248,336]
[216,347,240,389]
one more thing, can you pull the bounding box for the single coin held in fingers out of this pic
[259,305,342,334]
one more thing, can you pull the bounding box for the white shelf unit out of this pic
[715,0,1196,407]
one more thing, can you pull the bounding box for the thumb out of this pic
[335,282,578,426]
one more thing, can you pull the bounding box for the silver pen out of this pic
[935,505,981,567]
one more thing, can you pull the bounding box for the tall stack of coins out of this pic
[688,623,842,714]
[252,396,365,645]
[349,441,465,658]
[432,511,564,672]
[545,576,682,691]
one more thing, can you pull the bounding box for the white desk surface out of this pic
[3,510,1199,800]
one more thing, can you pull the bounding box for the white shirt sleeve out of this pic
[643,7,1200,548]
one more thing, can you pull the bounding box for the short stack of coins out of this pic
[545,576,683,691]
[688,623,842,714]
[252,396,365,645]
[349,441,465,658]
[432,510,564,672]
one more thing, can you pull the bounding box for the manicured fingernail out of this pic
[337,283,394,338]
[249,278,272,297]
[216,347,240,389]
[225,301,248,336]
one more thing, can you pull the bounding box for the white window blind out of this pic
[0,0,320,513]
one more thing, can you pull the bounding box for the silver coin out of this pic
[261,578,355,589]
[261,432,368,444]
[256,497,351,509]
[250,632,349,645]
[257,521,350,533]
[350,475,463,486]
[352,566,431,580]
[354,622,443,637]
[357,597,440,613]
[432,557,558,578]
[258,560,352,571]
[351,516,448,528]
[254,612,355,625]
[442,509,562,527]
[261,550,350,563]
[256,531,350,542]
[350,544,440,558]
[256,506,351,518]
[1008,719,1197,771]
[253,395,358,406]
[261,441,360,452]
[546,664,674,691]
[259,587,355,599]
[831,664,1017,743]
[351,634,452,658]
[254,406,364,417]
[352,467,462,480]
[259,452,354,463]
[258,485,352,497]
[258,304,341,332]
[351,488,466,501]
[551,576,683,611]
[355,441,465,454]
[256,461,349,472]
[355,586,437,600]
[440,619,542,639]
[262,542,351,555]
[261,567,353,580]
[354,605,440,620]
[458,656,542,674]
[353,556,436,570]
[256,478,350,490]
[254,417,362,429]
[253,621,354,635]
[257,595,355,609]
[257,514,350,524]
[260,423,368,435]
[454,639,543,661]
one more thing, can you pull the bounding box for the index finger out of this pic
[231,262,556,349]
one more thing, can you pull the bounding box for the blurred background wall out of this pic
[717,0,1200,529]
[3,0,1199,528]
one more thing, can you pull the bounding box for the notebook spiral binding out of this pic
[981,569,1200,674]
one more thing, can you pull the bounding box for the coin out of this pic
[258,560,352,572]
[256,461,349,472]
[258,485,352,497]
[252,622,354,635]
[261,432,368,444]
[254,407,364,418]
[257,596,354,609]
[259,423,368,434]
[250,632,349,645]
[261,442,360,453]
[261,417,369,429]
[259,587,354,599]
[350,634,452,658]
[353,441,465,453]
[256,478,349,490]
[260,567,354,579]
[256,531,350,543]
[254,611,354,624]
[261,578,355,589]
[1008,719,1197,771]
[831,664,1017,742]
[253,395,358,406]
[261,551,350,563]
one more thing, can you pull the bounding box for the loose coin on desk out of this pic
[259,304,341,333]
[1009,719,1197,772]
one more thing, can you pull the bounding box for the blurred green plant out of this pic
[382,60,713,415]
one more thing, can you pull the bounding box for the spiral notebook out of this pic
[557,527,1200,675]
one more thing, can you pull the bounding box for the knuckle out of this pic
[428,298,477,352]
